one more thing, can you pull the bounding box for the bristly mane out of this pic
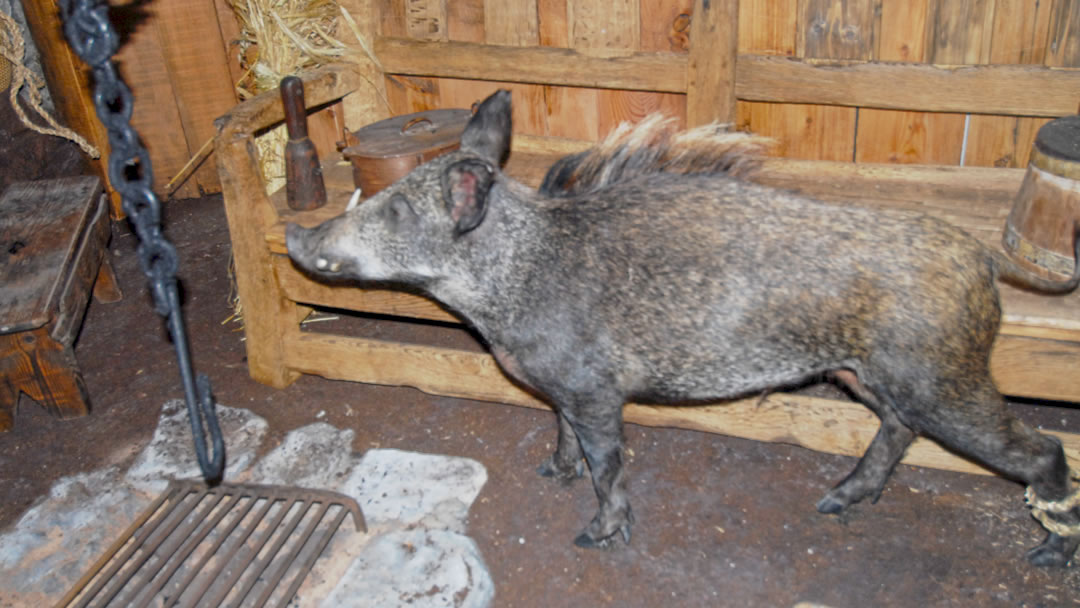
[538,115,773,198]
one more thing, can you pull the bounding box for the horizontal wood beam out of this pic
[283,332,1080,478]
[374,37,1080,117]
[375,37,687,93]
[214,64,362,140]
[737,55,1080,118]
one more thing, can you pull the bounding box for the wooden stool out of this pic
[0,177,122,430]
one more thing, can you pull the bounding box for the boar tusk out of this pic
[346,188,363,212]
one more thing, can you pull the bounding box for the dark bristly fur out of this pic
[540,115,771,198]
[286,89,1080,567]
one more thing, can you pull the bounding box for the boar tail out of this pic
[540,115,773,198]
[992,221,1080,294]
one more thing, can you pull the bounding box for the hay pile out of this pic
[227,0,376,194]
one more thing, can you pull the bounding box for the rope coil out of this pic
[0,10,99,158]
[1025,470,1080,537]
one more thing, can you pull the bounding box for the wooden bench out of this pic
[0,177,122,430]
[214,0,1080,477]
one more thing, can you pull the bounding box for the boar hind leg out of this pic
[916,380,1079,567]
[559,397,633,549]
[537,411,585,482]
[817,369,915,514]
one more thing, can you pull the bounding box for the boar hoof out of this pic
[573,524,631,550]
[815,493,851,515]
[536,456,584,483]
[816,482,883,515]
[1026,532,1078,567]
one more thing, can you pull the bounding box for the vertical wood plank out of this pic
[855,0,965,165]
[213,0,247,93]
[569,0,640,49]
[485,0,538,45]
[642,0,693,53]
[383,1,442,115]
[152,0,237,196]
[749,0,877,161]
[406,0,448,40]
[738,0,798,56]
[739,101,857,161]
[448,0,486,42]
[1047,0,1080,68]
[385,75,441,114]
[797,0,878,60]
[537,0,598,140]
[478,0,547,135]
[964,0,1054,168]
[735,0,798,156]
[925,0,996,64]
[686,0,738,126]
[740,0,872,161]
[383,0,409,37]
[111,2,195,198]
[537,0,570,47]
[597,91,686,135]
[544,86,600,140]
[338,0,392,129]
[569,0,642,139]
[924,0,996,167]
[434,0,486,125]
[636,0,690,128]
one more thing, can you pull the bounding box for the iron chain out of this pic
[59,0,225,481]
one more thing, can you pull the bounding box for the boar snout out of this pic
[286,222,344,274]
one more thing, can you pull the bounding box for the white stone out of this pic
[247,422,356,489]
[316,529,494,608]
[0,467,148,598]
[124,399,268,495]
[340,449,488,533]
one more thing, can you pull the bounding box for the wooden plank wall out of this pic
[42,0,1075,203]
[379,0,690,139]
[373,0,1080,168]
[108,0,238,199]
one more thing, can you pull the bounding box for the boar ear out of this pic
[461,89,511,165]
[442,159,495,235]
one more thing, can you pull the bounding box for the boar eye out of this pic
[384,193,418,228]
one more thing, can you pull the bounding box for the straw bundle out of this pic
[227,0,358,194]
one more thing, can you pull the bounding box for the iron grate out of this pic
[57,480,366,608]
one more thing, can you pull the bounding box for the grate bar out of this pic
[58,481,365,608]
[252,501,332,608]
[228,500,315,608]
[202,495,298,607]
[133,491,243,608]
[100,487,214,607]
[71,484,191,608]
[160,491,261,608]
[57,484,177,608]
[183,490,282,608]
[276,505,351,608]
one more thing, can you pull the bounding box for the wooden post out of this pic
[686,0,738,126]
[18,0,117,214]
[213,66,361,388]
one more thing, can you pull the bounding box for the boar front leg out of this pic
[537,411,586,482]
[557,395,633,549]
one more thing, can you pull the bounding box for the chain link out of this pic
[59,0,225,482]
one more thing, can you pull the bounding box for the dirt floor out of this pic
[3,97,1080,607]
